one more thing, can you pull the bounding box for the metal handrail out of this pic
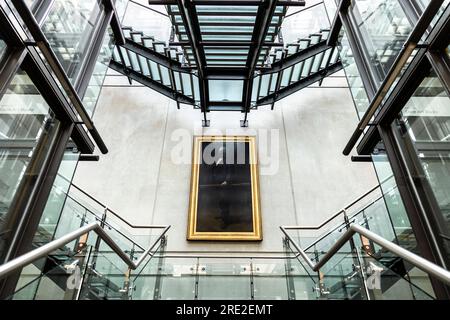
[280,224,450,286]
[0,222,171,281]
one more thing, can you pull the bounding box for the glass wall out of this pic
[82,28,115,116]
[0,69,60,257]
[338,31,370,118]
[395,68,450,258]
[33,150,79,246]
[372,152,415,246]
[0,38,6,61]
[349,0,412,83]
[42,0,104,82]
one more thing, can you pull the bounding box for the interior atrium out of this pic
[0,0,450,301]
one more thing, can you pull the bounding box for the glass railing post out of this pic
[75,246,93,300]
[194,257,200,300]
[344,209,370,300]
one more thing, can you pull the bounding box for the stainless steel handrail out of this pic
[0,222,171,281]
[281,224,450,286]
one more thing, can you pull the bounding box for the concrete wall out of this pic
[73,72,378,252]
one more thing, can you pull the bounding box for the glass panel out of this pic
[350,0,412,82]
[11,245,92,300]
[115,0,128,22]
[33,150,80,246]
[208,80,243,101]
[82,28,115,116]
[372,153,415,245]
[338,31,370,118]
[253,260,289,300]
[318,240,366,300]
[353,235,434,300]
[42,0,103,82]
[122,1,172,41]
[323,0,338,19]
[0,38,6,61]
[0,69,60,259]
[396,68,450,258]
[446,44,450,59]
[282,3,330,44]
[197,259,251,300]
[181,73,192,96]
[158,258,197,300]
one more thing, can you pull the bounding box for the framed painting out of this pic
[187,136,262,241]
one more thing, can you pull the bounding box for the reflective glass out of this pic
[397,69,450,256]
[0,69,60,258]
[0,38,6,61]
[208,80,243,101]
[197,259,251,300]
[33,150,79,246]
[82,28,115,116]
[350,0,412,82]
[122,1,172,41]
[282,2,330,44]
[42,0,103,82]
[338,31,370,118]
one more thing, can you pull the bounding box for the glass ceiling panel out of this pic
[198,16,257,23]
[202,35,253,41]
[167,2,286,68]
[207,61,246,65]
[199,26,255,33]
[195,6,259,13]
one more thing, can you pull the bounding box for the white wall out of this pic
[73,72,378,252]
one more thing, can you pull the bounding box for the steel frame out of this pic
[326,0,450,298]
[0,0,125,298]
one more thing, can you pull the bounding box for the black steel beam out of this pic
[123,39,192,73]
[171,41,284,47]
[242,0,278,123]
[356,48,429,155]
[357,5,450,155]
[256,62,343,105]
[149,0,305,6]
[260,41,329,75]
[206,67,248,80]
[24,49,96,154]
[343,0,445,156]
[11,0,109,154]
[326,0,351,47]
[176,0,209,123]
[379,126,450,299]
[104,0,126,46]
[75,8,114,97]
[0,121,74,299]
[109,60,196,105]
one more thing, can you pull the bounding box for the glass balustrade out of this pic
[283,181,436,300]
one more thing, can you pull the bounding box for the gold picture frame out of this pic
[187,136,262,241]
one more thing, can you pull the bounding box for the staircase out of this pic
[110,27,342,112]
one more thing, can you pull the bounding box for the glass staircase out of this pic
[110,27,341,111]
